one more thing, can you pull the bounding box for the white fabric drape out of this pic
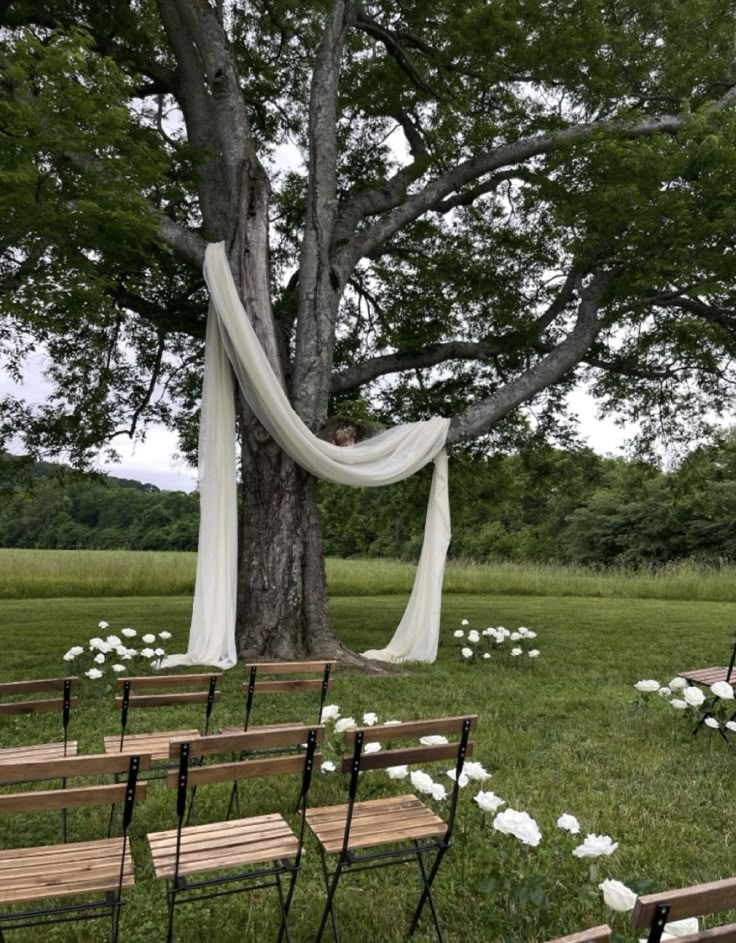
[166,241,451,668]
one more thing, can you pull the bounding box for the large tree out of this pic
[4,0,736,659]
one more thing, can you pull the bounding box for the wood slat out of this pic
[242,679,324,694]
[0,751,153,784]
[0,838,133,904]
[545,927,611,943]
[679,668,731,685]
[170,725,324,759]
[115,673,222,690]
[340,740,473,773]
[0,696,79,717]
[631,878,736,928]
[114,691,222,708]
[0,781,147,815]
[219,722,307,736]
[166,752,321,788]
[0,741,79,765]
[243,661,333,675]
[343,715,478,744]
[104,730,200,762]
[672,926,736,943]
[0,677,77,696]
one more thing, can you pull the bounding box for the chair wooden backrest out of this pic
[0,677,77,754]
[545,927,611,943]
[240,661,333,731]
[166,726,324,883]
[115,673,222,748]
[631,877,736,942]
[339,715,477,853]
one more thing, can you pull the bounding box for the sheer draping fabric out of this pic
[165,241,451,668]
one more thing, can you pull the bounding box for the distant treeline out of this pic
[4,437,736,566]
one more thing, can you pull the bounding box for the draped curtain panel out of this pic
[164,242,451,669]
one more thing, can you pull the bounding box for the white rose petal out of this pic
[573,833,619,858]
[63,646,84,661]
[711,681,735,700]
[556,813,581,834]
[599,878,637,913]
[683,686,706,708]
[726,721,736,733]
[387,765,409,779]
[474,791,506,813]
[493,808,542,847]
[634,680,660,693]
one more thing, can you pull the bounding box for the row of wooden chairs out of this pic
[548,876,736,941]
[0,661,334,771]
[0,715,477,942]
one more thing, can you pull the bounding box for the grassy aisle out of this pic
[0,593,735,941]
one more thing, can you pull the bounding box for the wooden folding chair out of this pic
[0,677,78,768]
[103,673,222,767]
[632,876,736,942]
[0,751,149,942]
[147,725,323,943]
[306,714,477,943]
[545,927,611,943]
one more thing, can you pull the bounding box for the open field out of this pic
[1,592,736,941]
[6,547,736,603]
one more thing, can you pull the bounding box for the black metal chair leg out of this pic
[111,897,122,943]
[166,888,177,943]
[315,856,343,943]
[408,847,447,940]
[275,873,293,943]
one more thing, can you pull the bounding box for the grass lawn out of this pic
[1,592,735,941]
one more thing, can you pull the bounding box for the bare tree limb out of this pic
[156,216,206,268]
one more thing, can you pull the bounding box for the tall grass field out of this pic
[3,547,736,602]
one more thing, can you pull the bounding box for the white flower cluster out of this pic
[634,673,736,735]
[454,621,540,663]
[62,622,172,680]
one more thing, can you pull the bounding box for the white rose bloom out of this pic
[63,646,84,661]
[671,699,688,710]
[410,770,434,795]
[662,917,699,937]
[510,647,522,657]
[105,635,122,649]
[334,717,356,733]
[420,735,448,746]
[320,761,336,773]
[85,668,103,680]
[556,813,580,834]
[634,680,660,693]
[142,634,156,644]
[154,648,165,656]
[453,630,464,638]
[430,782,447,801]
[383,719,402,726]
[704,717,720,729]
[461,647,473,659]
[446,768,469,787]
[573,833,618,858]
[387,765,409,779]
[121,628,137,638]
[98,621,109,629]
[461,619,469,626]
[112,664,126,673]
[726,721,736,733]
[474,791,505,813]
[482,628,494,636]
[159,631,172,640]
[140,648,155,658]
[711,681,735,700]
[483,653,491,660]
[362,712,378,726]
[510,632,522,641]
[88,637,108,652]
[669,676,688,690]
[467,630,480,643]
[492,808,542,847]
[599,878,637,913]
[94,653,106,664]
[462,761,490,782]
[528,650,540,658]
[497,627,508,636]
[525,630,537,639]
[363,742,381,754]
[658,686,671,697]
[683,686,706,707]
[321,704,340,722]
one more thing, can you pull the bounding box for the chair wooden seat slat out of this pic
[149,813,299,878]
[544,927,611,943]
[678,667,732,685]
[104,729,200,761]
[0,837,134,903]
[0,740,79,765]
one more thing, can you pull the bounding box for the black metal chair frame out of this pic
[314,718,472,943]
[163,730,319,943]
[683,640,736,741]
[641,903,671,943]
[0,754,142,943]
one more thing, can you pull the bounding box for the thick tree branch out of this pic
[156,216,206,268]
[447,271,617,443]
[355,8,442,99]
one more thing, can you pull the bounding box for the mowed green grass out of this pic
[6,547,736,603]
[1,593,736,941]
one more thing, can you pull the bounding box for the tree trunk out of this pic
[235,408,337,659]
